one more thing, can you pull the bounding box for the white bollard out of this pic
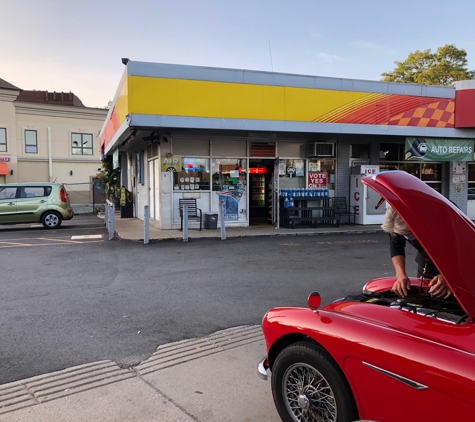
[218,201,226,240]
[183,204,189,242]
[144,205,149,244]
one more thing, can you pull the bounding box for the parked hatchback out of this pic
[0,183,73,229]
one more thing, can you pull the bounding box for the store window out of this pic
[308,158,336,191]
[72,133,93,155]
[0,128,6,152]
[278,159,306,188]
[173,157,210,191]
[468,163,475,200]
[350,144,370,159]
[211,159,247,192]
[380,143,442,192]
[25,130,37,154]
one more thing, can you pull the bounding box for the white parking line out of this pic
[71,235,103,240]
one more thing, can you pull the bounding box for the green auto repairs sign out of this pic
[405,137,474,161]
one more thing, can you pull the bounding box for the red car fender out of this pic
[263,304,475,420]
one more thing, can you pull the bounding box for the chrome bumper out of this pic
[257,357,269,381]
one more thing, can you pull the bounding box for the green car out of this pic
[0,183,73,229]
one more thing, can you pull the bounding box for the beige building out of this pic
[0,77,108,206]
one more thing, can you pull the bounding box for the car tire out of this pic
[41,211,62,229]
[271,340,358,422]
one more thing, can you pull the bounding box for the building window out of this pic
[379,142,442,192]
[0,128,6,152]
[468,163,475,200]
[211,159,247,191]
[25,130,38,154]
[72,133,93,155]
[137,152,144,185]
[172,157,210,190]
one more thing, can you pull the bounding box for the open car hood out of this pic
[362,170,475,316]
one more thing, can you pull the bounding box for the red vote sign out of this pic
[308,172,327,188]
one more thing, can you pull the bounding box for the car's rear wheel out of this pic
[42,211,62,229]
[271,341,358,422]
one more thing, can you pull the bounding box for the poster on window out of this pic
[308,172,328,188]
[219,190,244,221]
[294,160,304,177]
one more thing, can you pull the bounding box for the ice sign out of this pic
[361,165,379,175]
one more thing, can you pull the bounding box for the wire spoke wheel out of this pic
[283,363,336,422]
[271,341,358,422]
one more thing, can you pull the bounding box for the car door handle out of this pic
[8,202,15,206]
[39,200,46,203]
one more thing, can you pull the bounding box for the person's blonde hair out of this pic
[381,206,411,236]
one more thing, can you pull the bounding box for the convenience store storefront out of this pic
[100,61,475,228]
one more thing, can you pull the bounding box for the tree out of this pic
[98,157,121,206]
[381,44,475,86]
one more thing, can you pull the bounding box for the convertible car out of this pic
[258,170,475,422]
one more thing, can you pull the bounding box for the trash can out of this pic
[120,186,134,218]
[204,212,218,229]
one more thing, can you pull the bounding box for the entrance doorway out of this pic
[249,159,274,225]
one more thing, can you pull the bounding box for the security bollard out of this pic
[144,205,150,244]
[218,201,226,240]
[182,204,189,242]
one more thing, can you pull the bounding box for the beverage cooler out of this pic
[350,166,386,225]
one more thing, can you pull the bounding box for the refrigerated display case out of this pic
[251,175,265,207]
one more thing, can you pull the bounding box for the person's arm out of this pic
[389,234,411,297]
[391,255,411,297]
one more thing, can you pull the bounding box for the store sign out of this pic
[360,165,379,175]
[161,156,182,172]
[249,167,267,174]
[308,172,327,188]
[405,137,474,162]
[0,157,10,162]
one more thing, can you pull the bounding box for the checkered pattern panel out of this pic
[384,100,454,128]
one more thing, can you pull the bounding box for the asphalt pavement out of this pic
[0,213,382,421]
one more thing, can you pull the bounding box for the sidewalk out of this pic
[0,217,383,421]
[111,215,383,242]
[0,326,280,422]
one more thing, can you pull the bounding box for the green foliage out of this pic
[381,44,475,86]
[98,157,121,205]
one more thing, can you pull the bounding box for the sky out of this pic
[1,0,474,109]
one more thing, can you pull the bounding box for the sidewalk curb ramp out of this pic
[0,325,263,416]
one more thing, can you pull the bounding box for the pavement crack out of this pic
[24,384,41,404]
[131,367,201,422]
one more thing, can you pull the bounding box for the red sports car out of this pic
[258,170,475,422]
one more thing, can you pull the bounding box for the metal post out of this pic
[104,200,110,231]
[110,202,115,240]
[183,204,189,242]
[218,201,226,240]
[105,200,115,241]
[144,205,150,245]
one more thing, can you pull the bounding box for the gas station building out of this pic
[99,61,475,229]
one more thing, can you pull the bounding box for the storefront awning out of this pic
[0,162,9,175]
